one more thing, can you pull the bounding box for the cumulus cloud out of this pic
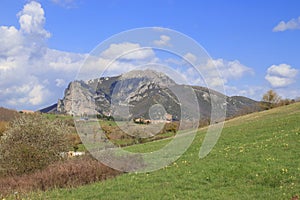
[183,52,197,64]
[273,16,300,32]
[18,1,51,37]
[207,59,254,79]
[0,26,22,56]
[55,79,66,87]
[166,57,254,92]
[0,1,83,110]
[197,58,254,88]
[101,42,155,60]
[225,85,265,100]
[154,35,171,46]
[72,42,158,80]
[265,64,298,87]
[2,78,51,106]
[46,49,86,72]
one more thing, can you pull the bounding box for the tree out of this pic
[261,90,281,109]
[0,114,71,176]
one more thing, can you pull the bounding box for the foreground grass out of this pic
[22,103,300,199]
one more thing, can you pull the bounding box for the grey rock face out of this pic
[50,69,260,120]
[57,81,98,116]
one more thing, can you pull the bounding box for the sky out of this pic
[0,0,299,111]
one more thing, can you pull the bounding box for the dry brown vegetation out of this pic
[0,156,122,197]
[0,107,19,137]
[0,114,147,198]
[100,121,180,146]
[66,133,82,151]
[0,121,8,137]
[0,114,71,176]
[261,90,296,110]
[0,107,19,122]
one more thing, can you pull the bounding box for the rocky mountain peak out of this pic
[120,69,176,88]
[43,69,261,119]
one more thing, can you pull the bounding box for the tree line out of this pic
[261,90,297,110]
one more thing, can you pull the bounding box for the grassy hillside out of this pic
[31,103,300,199]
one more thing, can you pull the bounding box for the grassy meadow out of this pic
[5,103,300,199]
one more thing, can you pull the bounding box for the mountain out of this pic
[44,69,261,121]
[39,103,58,113]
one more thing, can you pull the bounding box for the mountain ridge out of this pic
[41,69,261,120]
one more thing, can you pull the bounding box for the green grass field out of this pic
[42,113,73,120]
[30,103,300,199]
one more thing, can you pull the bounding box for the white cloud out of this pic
[227,60,254,78]
[265,75,293,88]
[0,26,22,56]
[18,1,50,38]
[209,77,227,88]
[196,58,254,89]
[75,43,159,80]
[0,1,82,110]
[275,88,300,100]
[273,16,300,32]
[28,84,49,105]
[101,42,155,60]
[55,79,66,87]
[154,35,171,46]
[3,79,51,107]
[266,64,298,78]
[165,58,253,93]
[46,49,86,72]
[207,59,254,79]
[152,27,167,32]
[225,85,265,100]
[265,64,298,87]
[183,52,197,64]
[157,55,255,95]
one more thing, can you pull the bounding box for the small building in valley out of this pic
[19,110,35,114]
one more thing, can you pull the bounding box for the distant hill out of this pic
[42,69,261,121]
[39,103,58,113]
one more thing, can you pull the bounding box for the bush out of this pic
[0,121,8,137]
[163,122,179,133]
[261,90,281,109]
[66,133,82,151]
[261,90,296,110]
[0,114,71,176]
[0,156,121,197]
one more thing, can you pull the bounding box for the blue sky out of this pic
[0,0,299,110]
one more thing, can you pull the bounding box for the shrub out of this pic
[261,90,281,109]
[64,118,75,127]
[163,122,179,133]
[277,98,295,106]
[0,156,121,197]
[0,114,71,176]
[198,119,210,128]
[0,121,8,137]
[66,133,82,151]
